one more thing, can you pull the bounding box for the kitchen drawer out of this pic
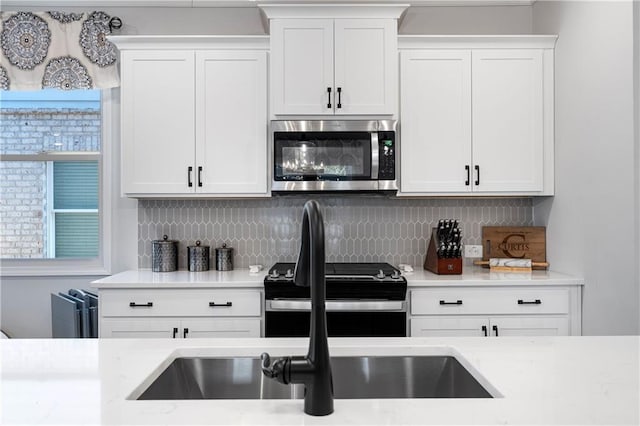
[411,317,487,337]
[410,288,569,315]
[100,289,262,317]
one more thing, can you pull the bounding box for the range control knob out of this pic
[285,269,294,278]
[269,269,280,279]
[391,270,402,280]
[376,270,386,279]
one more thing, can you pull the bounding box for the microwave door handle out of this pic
[371,132,379,179]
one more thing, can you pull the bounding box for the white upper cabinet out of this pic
[264,5,406,117]
[270,19,334,116]
[121,50,195,195]
[113,36,269,198]
[472,49,544,192]
[399,36,557,196]
[400,50,472,193]
[196,51,267,194]
[333,19,397,115]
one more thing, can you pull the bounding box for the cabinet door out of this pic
[411,317,487,337]
[472,49,544,192]
[270,19,334,115]
[181,318,261,338]
[196,51,268,194]
[489,317,569,337]
[100,318,178,338]
[121,50,195,194]
[334,19,396,115]
[400,50,472,193]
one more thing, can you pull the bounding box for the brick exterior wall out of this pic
[0,109,101,259]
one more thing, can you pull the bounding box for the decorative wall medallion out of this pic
[1,12,51,70]
[42,56,92,90]
[47,11,84,24]
[79,11,116,67]
[0,66,9,90]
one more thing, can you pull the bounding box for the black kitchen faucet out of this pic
[260,200,334,416]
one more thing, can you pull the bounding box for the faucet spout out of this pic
[260,200,333,416]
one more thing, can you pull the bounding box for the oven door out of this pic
[265,299,407,338]
[272,121,379,191]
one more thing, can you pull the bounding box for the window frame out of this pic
[0,90,114,276]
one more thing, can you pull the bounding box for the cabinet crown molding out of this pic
[258,3,409,19]
[108,35,269,50]
[398,35,558,49]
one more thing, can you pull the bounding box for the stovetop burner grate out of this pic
[264,262,407,301]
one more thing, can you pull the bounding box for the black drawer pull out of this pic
[465,165,470,186]
[481,325,488,337]
[209,301,233,307]
[439,300,463,305]
[129,302,153,307]
[183,328,189,338]
[172,327,178,338]
[518,299,541,305]
[493,325,499,337]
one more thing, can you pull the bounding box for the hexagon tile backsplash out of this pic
[138,197,533,270]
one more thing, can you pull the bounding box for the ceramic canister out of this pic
[215,243,234,271]
[188,240,210,272]
[152,235,178,272]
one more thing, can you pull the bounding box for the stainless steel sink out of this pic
[135,356,494,400]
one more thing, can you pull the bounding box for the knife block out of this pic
[424,228,462,275]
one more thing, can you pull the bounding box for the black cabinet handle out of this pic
[465,165,470,186]
[474,165,480,186]
[518,299,542,305]
[129,302,153,307]
[183,328,189,338]
[492,325,499,337]
[209,301,233,307]
[326,87,332,108]
[336,87,342,109]
[172,327,178,338]
[439,300,463,305]
[197,166,203,187]
[188,166,193,187]
[481,325,488,337]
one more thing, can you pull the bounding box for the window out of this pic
[0,89,110,275]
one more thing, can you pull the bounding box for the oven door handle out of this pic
[266,300,405,312]
[371,131,379,179]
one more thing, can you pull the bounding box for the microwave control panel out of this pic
[378,131,396,180]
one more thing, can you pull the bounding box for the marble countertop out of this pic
[1,336,637,425]
[91,267,583,289]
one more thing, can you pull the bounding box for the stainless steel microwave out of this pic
[271,120,398,192]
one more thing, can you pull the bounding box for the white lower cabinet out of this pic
[99,288,263,338]
[409,286,580,337]
[411,316,569,337]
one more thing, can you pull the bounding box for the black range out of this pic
[264,262,408,338]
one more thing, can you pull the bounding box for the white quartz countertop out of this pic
[91,267,583,289]
[403,268,583,286]
[91,268,265,288]
[1,336,637,425]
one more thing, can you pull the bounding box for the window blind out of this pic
[54,213,98,258]
[53,161,98,209]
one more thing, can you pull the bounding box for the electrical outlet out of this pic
[464,245,483,258]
